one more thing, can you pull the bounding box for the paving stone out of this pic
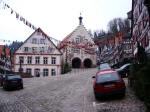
[0,68,147,112]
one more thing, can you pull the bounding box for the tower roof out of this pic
[79,14,83,25]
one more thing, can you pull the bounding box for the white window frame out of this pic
[32,38,37,44]
[26,68,31,74]
[27,56,32,64]
[43,57,48,64]
[51,57,56,64]
[51,69,56,76]
[35,57,40,64]
[43,69,48,76]
[75,38,80,44]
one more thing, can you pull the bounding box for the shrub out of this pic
[129,61,150,110]
[62,63,71,74]
[129,44,150,110]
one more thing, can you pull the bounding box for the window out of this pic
[96,72,120,83]
[43,69,48,76]
[19,56,24,64]
[35,57,40,64]
[24,47,28,52]
[48,47,53,53]
[18,68,23,72]
[143,12,148,28]
[32,47,37,53]
[75,38,80,44]
[8,75,21,80]
[84,39,88,44]
[34,69,40,77]
[146,34,149,47]
[32,38,37,44]
[43,57,48,64]
[40,39,45,44]
[27,57,32,64]
[51,57,56,64]
[74,48,80,53]
[26,68,31,74]
[51,69,56,76]
[40,47,44,53]
[37,32,41,35]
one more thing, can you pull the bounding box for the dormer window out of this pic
[32,47,37,53]
[75,38,80,44]
[40,39,45,44]
[40,47,44,53]
[24,47,28,52]
[32,38,37,44]
[37,32,41,35]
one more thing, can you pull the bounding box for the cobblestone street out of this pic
[0,68,147,112]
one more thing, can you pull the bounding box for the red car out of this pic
[93,69,126,99]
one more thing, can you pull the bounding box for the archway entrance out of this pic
[84,59,92,68]
[72,58,81,68]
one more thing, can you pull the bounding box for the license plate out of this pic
[104,84,114,87]
[12,81,17,83]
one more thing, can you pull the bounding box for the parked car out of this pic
[98,63,111,71]
[116,63,131,78]
[3,74,23,90]
[92,69,126,99]
[0,74,5,86]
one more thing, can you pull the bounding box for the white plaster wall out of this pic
[16,32,61,54]
[14,64,60,76]
[14,30,62,76]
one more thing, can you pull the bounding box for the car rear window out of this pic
[120,64,130,69]
[99,63,111,71]
[7,75,21,79]
[96,72,120,83]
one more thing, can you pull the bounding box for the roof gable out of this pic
[59,25,94,49]
[15,28,62,55]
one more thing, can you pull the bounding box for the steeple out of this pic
[79,13,83,25]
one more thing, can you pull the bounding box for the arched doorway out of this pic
[72,58,81,68]
[84,58,92,68]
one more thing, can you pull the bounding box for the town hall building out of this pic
[58,16,97,68]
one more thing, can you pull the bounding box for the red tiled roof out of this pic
[62,31,74,43]
[0,45,11,59]
[108,38,115,48]
[5,48,10,59]
[0,45,4,56]
[57,31,74,49]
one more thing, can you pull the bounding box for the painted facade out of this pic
[96,33,132,66]
[59,16,97,68]
[0,45,12,74]
[131,0,150,56]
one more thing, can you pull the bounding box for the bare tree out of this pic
[107,18,130,34]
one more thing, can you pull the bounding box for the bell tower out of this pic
[79,13,83,25]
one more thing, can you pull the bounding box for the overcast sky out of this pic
[0,0,131,44]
